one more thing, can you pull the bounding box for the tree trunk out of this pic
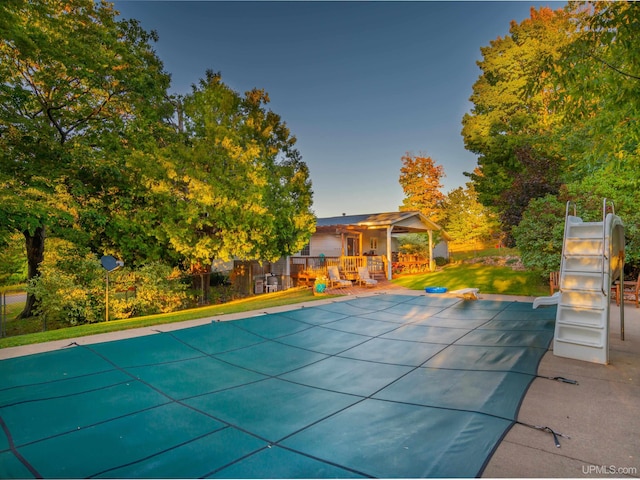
[18,226,46,319]
[190,263,211,305]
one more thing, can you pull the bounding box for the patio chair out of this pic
[265,274,278,293]
[617,274,640,308]
[356,266,378,287]
[327,265,351,288]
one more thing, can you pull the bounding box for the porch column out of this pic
[428,230,434,271]
[386,226,393,280]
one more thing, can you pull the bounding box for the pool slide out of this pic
[534,199,625,364]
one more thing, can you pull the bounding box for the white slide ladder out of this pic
[534,199,625,364]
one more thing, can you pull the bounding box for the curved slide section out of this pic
[607,213,625,284]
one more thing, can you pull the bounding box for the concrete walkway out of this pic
[1,287,638,477]
[483,301,640,478]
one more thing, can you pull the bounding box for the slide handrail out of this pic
[603,197,615,218]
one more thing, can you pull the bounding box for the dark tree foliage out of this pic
[497,147,562,246]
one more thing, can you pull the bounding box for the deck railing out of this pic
[290,255,387,281]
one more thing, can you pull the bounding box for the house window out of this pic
[300,242,310,256]
[370,238,378,251]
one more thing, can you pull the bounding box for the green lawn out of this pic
[392,263,548,297]
[450,247,520,261]
[0,288,331,349]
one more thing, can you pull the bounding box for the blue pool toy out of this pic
[425,286,448,294]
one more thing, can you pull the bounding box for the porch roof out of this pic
[316,211,451,240]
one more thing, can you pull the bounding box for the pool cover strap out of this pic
[0,415,42,478]
[518,421,571,448]
[544,375,579,385]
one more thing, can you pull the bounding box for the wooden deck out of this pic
[320,276,406,296]
[290,255,388,286]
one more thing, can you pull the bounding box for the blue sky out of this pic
[113,1,565,218]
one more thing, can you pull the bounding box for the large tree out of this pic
[0,0,171,316]
[461,7,574,244]
[441,184,499,249]
[550,2,640,267]
[153,71,315,272]
[551,2,640,179]
[398,152,445,222]
[497,3,640,270]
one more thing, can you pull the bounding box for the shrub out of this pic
[0,233,28,287]
[27,240,104,326]
[137,263,187,314]
[513,195,565,278]
[515,186,640,279]
[109,262,188,319]
[398,233,432,258]
[27,240,188,325]
[434,256,448,267]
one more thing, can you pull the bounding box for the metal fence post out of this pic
[1,292,5,338]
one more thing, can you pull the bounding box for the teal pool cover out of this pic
[0,294,556,478]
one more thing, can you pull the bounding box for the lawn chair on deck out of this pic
[356,267,378,287]
[327,266,351,288]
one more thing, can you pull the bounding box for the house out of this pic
[290,211,450,282]
[231,210,450,295]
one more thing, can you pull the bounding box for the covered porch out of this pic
[294,211,449,281]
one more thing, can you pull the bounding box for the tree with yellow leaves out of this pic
[398,152,445,222]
